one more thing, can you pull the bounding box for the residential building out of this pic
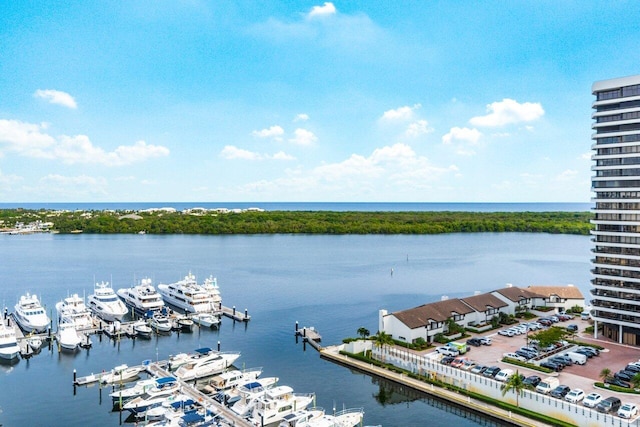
[591,74,640,345]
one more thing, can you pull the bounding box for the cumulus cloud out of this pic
[380,104,421,122]
[308,2,336,18]
[33,89,78,109]
[470,98,544,127]
[251,125,284,139]
[442,127,482,145]
[294,114,309,122]
[0,119,169,166]
[405,120,433,138]
[219,145,295,161]
[289,128,317,146]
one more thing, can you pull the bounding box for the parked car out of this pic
[495,369,514,382]
[466,337,482,347]
[498,329,514,337]
[523,375,541,388]
[515,350,535,360]
[540,361,563,372]
[479,337,492,346]
[565,388,585,403]
[566,324,578,332]
[573,348,594,358]
[436,346,460,357]
[596,396,622,414]
[564,351,587,365]
[625,364,640,373]
[503,352,526,362]
[440,356,455,365]
[483,366,501,378]
[461,360,476,371]
[578,346,599,356]
[550,355,572,366]
[615,371,634,382]
[535,377,559,394]
[450,357,468,368]
[550,385,571,399]
[583,392,603,408]
[470,364,488,374]
[605,377,631,388]
[618,403,638,419]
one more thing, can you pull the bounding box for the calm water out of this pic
[0,232,592,426]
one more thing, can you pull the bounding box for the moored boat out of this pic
[133,320,153,339]
[0,322,20,361]
[116,278,165,316]
[192,312,220,328]
[201,367,262,396]
[57,319,82,352]
[228,377,281,416]
[110,378,157,405]
[100,364,144,385]
[87,281,128,322]
[247,385,315,427]
[13,293,50,333]
[175,348,241,381]
[157,272,218,314]
[56,293,93,330]
[149,313,173,333]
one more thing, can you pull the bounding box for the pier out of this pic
[221,305,251,322]
[294,322,322,351]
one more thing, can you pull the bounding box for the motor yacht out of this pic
[157,272,218,314]
[109,378,157,406]
[0,322,20,361]
[100,364,143,385]
[201,367,262,395]
[116,278,165,316]
[175,348,241,381]
[122,377,180,414]
[149,313,173,333]
[201,275,222,309]
[13,292,50,333]
[192,312,220,328]
[247,385,315,427]
[228,377,280,417]
[87,281,128,322]
[56,293,93,330]
[279,407,364,427]
[57,319,81,352]
[133,320,152,339]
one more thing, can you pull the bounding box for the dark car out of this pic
[440,356,455,365]
[550,385,571,399]
[515,350,535,360]
[540,361,563,372]
[466,337,482,347]
[523,375,541,388]
[578,346,599,356]
[596,396,622,413]
[483,366,501,378]
[550,355,572,366]
[605,377,631,388]
[615,371,634,382]
[625,364,640,373]
[574,348,594,358]
[566,324,578,332]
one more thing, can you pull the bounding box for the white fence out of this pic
[371,345,640,427]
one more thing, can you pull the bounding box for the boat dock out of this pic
[220,305,251,322]
[75,360,252,426]
[295,323,322,351]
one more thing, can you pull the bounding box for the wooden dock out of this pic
[221,305,251,322]
[295,325,322,351]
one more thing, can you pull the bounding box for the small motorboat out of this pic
[101,364,143,385]
[109,378,157,406]
[26,335,43,352]
[133,320,152,339]
[149,314,173,333]
[177,317,194,333]
[57,320,81,352]
[192,312,220,328]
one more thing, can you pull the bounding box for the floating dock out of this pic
[221,305,251,322]
[295,323,322,351]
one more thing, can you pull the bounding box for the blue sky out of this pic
[0,1,639,203]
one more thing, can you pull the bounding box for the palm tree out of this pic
[357,327,370,340]
[600,368,612,383]
[373,331,394,362]
[631,373,640,390]
[501,371,525,407]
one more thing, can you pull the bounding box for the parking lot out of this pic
[434,314,640,418]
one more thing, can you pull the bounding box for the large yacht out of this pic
[116,278,165,316]
[201,275,222,310]
[0,322,20,361]
[247,385,315,427]
[157,272,218,314]
[56,293,94,330]
[87,281,128,322]
[174,347,241,381]
[13,292,50,333]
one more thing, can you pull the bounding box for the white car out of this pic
[436,346,460,357]
[565,388,585,403]
[498,329,514,337]
[618,403,638,419]
[583,392,602,408]
[502,352,526,362]
[480,337,492,345]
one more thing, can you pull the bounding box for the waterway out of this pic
[0,232,592,426]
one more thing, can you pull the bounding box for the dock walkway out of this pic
[221,305,251,322]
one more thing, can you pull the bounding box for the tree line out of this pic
[0,209,593,235]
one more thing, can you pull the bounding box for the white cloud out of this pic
[219,145,294,161]
[442,127,482,145]
[289,128,317,146]
[33,89,77,109]
[251,125,284,139]
[405,120,433,138]
[470,98,544,127]
[380,104,421,122]
[0,168,22,191]
[556,169,578,181]
[294,114,309,122]
[0,119,169,166]
[308,2,336,18]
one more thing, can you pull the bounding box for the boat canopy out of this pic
[194,347,212,354]
[155,376,177,385]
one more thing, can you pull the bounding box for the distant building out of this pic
[526,285,585,312]
[591,74,640,345]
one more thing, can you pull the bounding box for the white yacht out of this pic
[13,292,50,333]
[122,376,180,414]
[116,278,165,316]
[228,377,280,417]
[247,385,315,427]
[56,293,93,330]
[0,322,20,361]
[100,364,143,385]
[201,367,262,395]
[57,319,81,352]
[202,275,222,309]
[192,312,220,328]
[87,281,128,322]
[149,313,173,333]
[279,407,365,427]
[157,272,218,314]
[109,378,157,405]
[175,348,241,381]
